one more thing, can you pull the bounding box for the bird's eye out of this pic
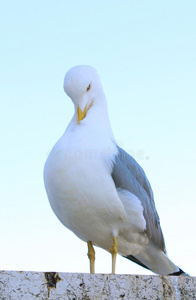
[86,84,91,92]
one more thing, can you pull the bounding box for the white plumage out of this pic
[44,65,187,276]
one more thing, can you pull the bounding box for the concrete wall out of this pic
[0,271,195,299]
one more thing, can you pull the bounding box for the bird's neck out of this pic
[85,93,115,139]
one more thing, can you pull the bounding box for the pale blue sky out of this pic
[1,0,196,275]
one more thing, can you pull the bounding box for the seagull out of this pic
[44,65,187,276]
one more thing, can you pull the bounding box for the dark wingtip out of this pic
[168,268,188,276]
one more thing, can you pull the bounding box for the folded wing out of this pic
[111,146,166,253]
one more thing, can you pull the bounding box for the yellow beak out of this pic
[77,105,87,123]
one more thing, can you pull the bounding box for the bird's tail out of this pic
[124,243,189,276]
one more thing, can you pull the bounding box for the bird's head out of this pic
[63,65,102,123]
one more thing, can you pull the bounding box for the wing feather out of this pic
[111,146,166,253]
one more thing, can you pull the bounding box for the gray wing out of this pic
[112,146,166,253]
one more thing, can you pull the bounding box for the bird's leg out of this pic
[87,241,95,274]
[109,237,118,275]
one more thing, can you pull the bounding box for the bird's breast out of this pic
[44,135,126,242]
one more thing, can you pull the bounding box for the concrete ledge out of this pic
[0,271,195,299]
